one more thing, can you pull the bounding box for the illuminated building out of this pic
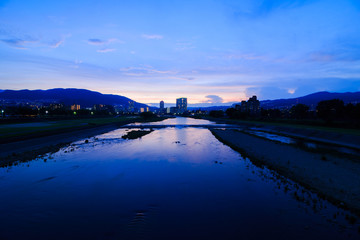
[176,98,187,114]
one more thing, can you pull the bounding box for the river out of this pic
[0,117,358,239]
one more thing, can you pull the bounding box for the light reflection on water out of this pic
[0,118,358,240]
[126,116,216,125]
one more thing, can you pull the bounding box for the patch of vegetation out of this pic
[122,130,154,140]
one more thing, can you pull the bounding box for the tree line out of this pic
[209,99,360,127]
[1,104,117,117]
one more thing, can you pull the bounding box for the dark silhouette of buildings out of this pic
[236,96,260,116]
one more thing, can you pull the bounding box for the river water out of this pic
[0,117,358,239]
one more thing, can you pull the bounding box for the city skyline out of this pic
[1,0,360,104]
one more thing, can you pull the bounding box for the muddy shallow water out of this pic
[0,118,358,239]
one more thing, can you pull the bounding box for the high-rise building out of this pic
[176,98,187,114]
[247,96,260,115]
[160,101,164,109]
[160,100,164,113]
[235,96,260,116]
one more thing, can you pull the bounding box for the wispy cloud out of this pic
[141,34,163,40]
[208,52,270,62]
[168,76,195,81]
[49,39,64,48]
[97,48,116,53]
[175,41,195,51]
[309,52,334,62]
[226,53,268,61]
[120,65,177,76]
[1,32,70,49]
[70,59,83,69]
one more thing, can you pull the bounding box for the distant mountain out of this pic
[260,91,360,109]
[0,88,150,109]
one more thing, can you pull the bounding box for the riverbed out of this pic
[0,117,358,239]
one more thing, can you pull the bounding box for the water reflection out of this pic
[0,118,358,240]
[126,116,223,126]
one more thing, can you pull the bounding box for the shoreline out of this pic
[0,124,122,167]
[0,117,166,167]
[211,128,360,216]
[199,116,360,150]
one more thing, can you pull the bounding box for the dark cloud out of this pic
[203,95,224,103]
[88,39,105,45]
[1,38,27,49]
[2,39,22,45]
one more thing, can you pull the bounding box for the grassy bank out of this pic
[0,116,165,144]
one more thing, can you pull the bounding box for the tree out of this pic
[316,99,344,122]
[290,104,309,119]
[209,110,224,118]
[261,108,282,119]
[226,108,236,118]
[140,111,155,119]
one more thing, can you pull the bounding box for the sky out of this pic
[0,0,360,106]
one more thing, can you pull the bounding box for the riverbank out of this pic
[0,116,166,167]
[0,116,141,144]
[211,129,360,216]
[199,116,360,150]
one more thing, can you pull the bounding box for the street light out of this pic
[1,110,4,118]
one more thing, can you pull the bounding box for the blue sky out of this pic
[1,0,360,105]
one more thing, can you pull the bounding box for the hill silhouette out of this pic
[0,88,149,109]
[260,91,360,109]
